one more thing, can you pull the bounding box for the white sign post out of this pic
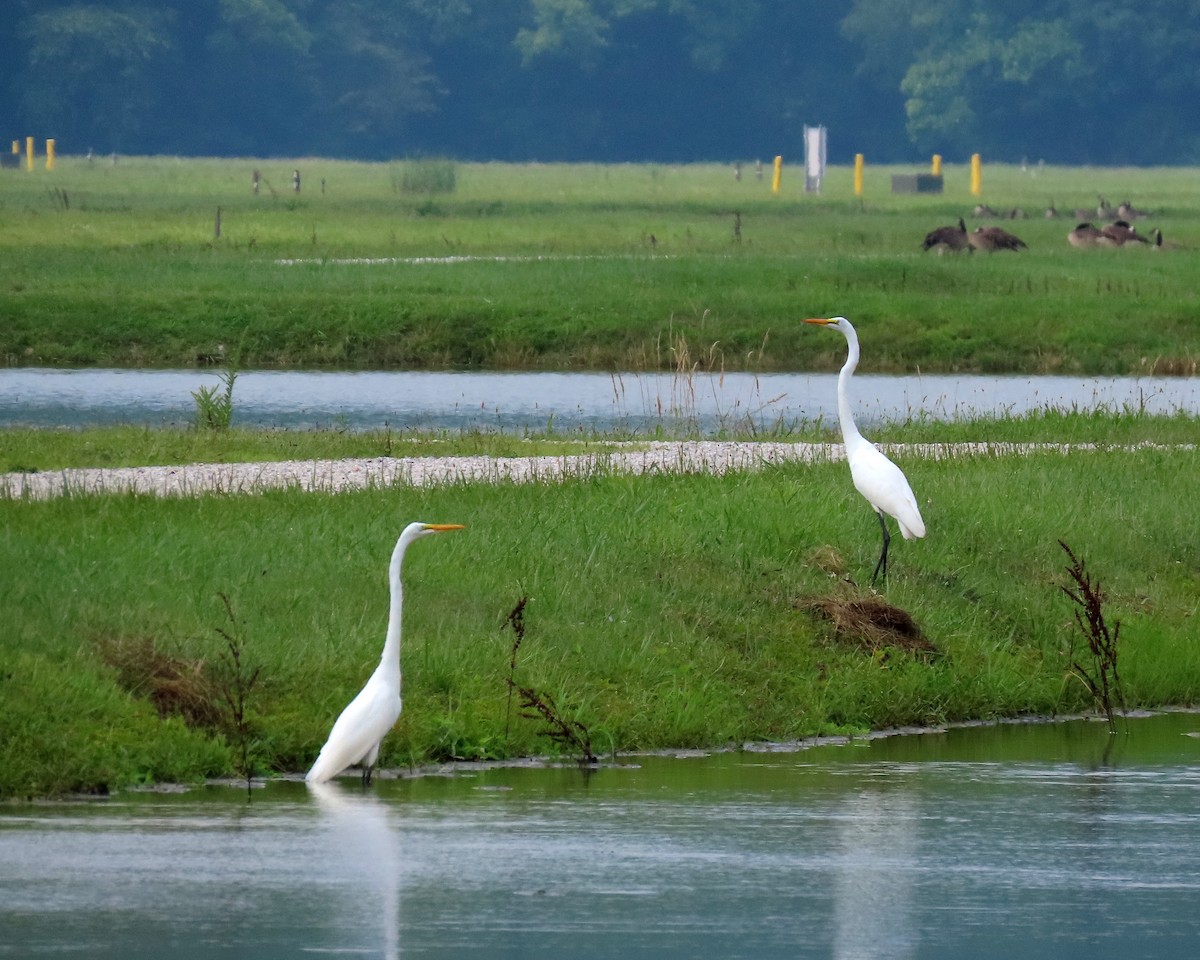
[804,125,827,193]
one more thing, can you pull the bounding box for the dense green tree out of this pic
[843,0,1200,163]
[1,0,1198,162]
[19,3,174,151]
[308,2,440,153]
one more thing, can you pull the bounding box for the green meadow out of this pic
[1,157,1198,373]
[4,445,1199,799]
[3,157,1200,799]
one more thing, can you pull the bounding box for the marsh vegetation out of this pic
[2,158,1198,799]
[3,442,1198,798]
[2,158,1199,374]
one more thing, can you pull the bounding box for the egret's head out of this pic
[418,523,465,537]
[399,521,465,547]
[803,316,847,328]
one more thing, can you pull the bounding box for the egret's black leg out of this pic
[870,511,891,587]
[362,765,373,787]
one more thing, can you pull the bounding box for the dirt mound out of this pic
[804,595,938,657]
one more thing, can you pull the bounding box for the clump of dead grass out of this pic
[96,633,222,728]
[1138,354,1199,376]
[803,595,938,658]
[806,545,849,579]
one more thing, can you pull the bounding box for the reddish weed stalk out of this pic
[1059,541,1124,733]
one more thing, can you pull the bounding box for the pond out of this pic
[2,367,1199,433]
[3,712,1199,959]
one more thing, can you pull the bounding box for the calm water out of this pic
[3,713,1199,959]
[2,367,1199,432]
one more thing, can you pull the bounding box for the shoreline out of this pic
[3,440,1189,500]
[109,705,1198,800]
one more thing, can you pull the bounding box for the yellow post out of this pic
[854,153,864,196]
[11,140,17,155]
[931,154,942,176]
[970,153,982,196]
[771,155,782,194]
[25,136,34,171]
[46,139,55,170]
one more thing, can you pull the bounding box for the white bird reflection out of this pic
[307,781,401,960]
[832,788,919,960]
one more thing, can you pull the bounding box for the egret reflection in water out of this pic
[2,715,1200,959]
[308,781,401,960]
[832,787,919,960]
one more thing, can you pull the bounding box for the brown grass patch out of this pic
[806,545,849,579]
[803,595,939,658]
[96,633,223,728]
[1139,354,1199,376]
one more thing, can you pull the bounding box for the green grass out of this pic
[2,157,1199,372]
[2,406,1197,474]
[0,425,627,473]
[4,156,1200,799]
[4,442,1198,798]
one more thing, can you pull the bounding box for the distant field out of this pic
[1,157,1198,373]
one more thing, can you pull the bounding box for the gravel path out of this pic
[0,440,1181,500]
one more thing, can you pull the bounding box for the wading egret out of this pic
[306,521,464,785]
[804,317,925,586]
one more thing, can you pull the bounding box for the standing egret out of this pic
[306,521,465,785]
[804,317,925,586]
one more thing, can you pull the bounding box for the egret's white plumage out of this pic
[804,317,925,585]
[306,521,464,784]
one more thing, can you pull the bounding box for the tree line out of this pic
[2,0,1197,165]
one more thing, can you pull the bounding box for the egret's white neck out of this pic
[378,537,408,683]
[836,330,866,447]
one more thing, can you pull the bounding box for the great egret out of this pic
[306,521,464,785]
[804,317,925,586]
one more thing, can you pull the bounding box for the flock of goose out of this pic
[921,217,1029,253]
[922,196,1173,253]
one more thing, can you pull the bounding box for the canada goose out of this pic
[969,225,1027,252]
[1100,219,1150,246]
[922,217,971,253]
[1117,200,1150,220]
[1072,206,1093,220]
[973,203,999,218]
[1044,203,1059,219]
[1067,222,1114,248]
[1007,208,1027,219]
[1150,228,1184,250]
[1096,196,1117,221]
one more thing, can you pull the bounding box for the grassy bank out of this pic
[2,158,1199,372]
[4,156,1199,800]
[3,438,1198,799]
[2,406,1198,474]
[0,424,620,473]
